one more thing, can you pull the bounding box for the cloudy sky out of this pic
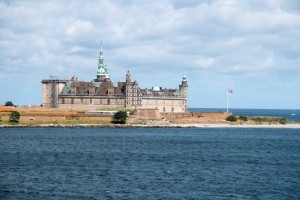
[1,0,300,109]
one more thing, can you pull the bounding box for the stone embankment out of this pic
[1,123,300,129]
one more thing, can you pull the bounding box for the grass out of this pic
[249,117,288,124]
[0,112,10,116]
[0,119,111,125]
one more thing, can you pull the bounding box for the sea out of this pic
[1,127,300,199]
[188,108,300,122]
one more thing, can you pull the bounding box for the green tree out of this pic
[112,111,127,124]
[4,101,14,106]
[9,111,20,124]
[226,115,237,122]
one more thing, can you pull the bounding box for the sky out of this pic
[1,0,300,109]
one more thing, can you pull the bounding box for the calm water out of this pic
[189,108,300,122]
[1,128,300,199]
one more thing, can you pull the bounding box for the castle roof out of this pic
[140,88,179,97]
[60,80,126,96]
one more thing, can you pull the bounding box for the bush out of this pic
[279,118,287,125]
[111,111,127,124]
[9,111,20,124]
[239,115,248,121]
[226,115,237,122]
[252,117,262,123]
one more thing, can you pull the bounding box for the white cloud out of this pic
[0,0,299,108]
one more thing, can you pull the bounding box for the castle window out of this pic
[62,98,65,104]
[71,98,74,104]
[90,99,92,104]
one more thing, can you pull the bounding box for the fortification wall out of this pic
[135,108,161,118]
[141,98,186,112]
[56,96,125,109]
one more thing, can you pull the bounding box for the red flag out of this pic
[228,89,233,93]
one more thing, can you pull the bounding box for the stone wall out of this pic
[141,98,186,112]
[57,96,126,109]
[135,108,161,118]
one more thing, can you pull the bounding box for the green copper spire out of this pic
[97,41,110,79]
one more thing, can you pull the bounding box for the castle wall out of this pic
[57,96,126,109]
[141,97,186,113]
[135,108,161,118]
[42,83,51,107]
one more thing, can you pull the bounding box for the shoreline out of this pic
[1,123,300,129]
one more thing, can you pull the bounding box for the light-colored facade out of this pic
[42,44,187,112]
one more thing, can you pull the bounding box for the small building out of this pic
[42,43,188,112]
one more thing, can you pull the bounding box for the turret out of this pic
[182,75,187,87]
[179,75,188,98]
[126,70,131,83]
[179,75,188,112]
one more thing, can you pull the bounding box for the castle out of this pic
[42,43,188,112]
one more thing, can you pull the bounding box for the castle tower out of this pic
[42,77,67,108]
[97,41,110,81]
[179,75,188,112]
[125,70,142,108]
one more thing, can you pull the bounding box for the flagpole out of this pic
[227,90,229,113]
